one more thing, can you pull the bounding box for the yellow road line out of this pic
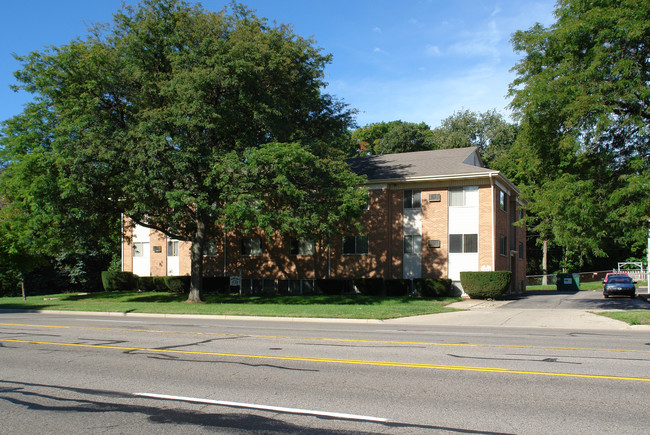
[2,338,649,382]
[0,322,648,354]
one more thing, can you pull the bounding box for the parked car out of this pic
[602,272,629,288]
[603,275,636,298]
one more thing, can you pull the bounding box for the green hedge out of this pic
[137,276,191,293]
[414,278,452,297]
[460,271,511,299]
[353,278,384,296]
[384,279,411,297]
[101,271,137,291]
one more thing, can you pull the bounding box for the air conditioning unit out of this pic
[429,193,441,202]
[428,239,441,248]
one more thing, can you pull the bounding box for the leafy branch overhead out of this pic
[0,0,363,301]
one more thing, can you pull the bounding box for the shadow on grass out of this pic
[202,294,438,305]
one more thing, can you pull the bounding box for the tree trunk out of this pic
[541,239,548,286]
[187,218,206,303]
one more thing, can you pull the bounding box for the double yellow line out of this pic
[2,337,649,382]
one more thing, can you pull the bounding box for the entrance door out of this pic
[167,240,179,276]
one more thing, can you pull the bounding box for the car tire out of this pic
[603,294,608,298]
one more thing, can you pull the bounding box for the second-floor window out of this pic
[343,235,369,255]
[403,189,421,209]
[290,238,314,256]
[449,234,478,253]
[241,238,262,256]
[404,235,422,254]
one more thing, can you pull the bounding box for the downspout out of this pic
[327,233,331,279]
[490,174,495,271]
[223,228,227,277]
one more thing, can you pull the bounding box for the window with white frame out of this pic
[449,186,478,207]
[241,238,262,256]
[403,189,421,209]
[204,239,217,257]
[499,190,507,212]
[403,235,422,254]
[167,240,179,257]
[342,235,369,255]
[290,238,314,256]
[449,234,478,253]
[133,242,146,257]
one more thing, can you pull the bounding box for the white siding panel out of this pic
[448,207,479,234]
[448,253,479,281]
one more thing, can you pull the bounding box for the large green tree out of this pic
[1,0,366,302]
[509,0,650,270]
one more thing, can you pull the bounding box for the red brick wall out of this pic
[421,187,448,278]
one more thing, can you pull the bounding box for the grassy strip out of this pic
[526,281,604,291]
[0,292,462,320]
[596,311,650,326]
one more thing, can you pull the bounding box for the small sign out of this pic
[152,245,162,253]
[230,276,241,287]
[564,278,572,284]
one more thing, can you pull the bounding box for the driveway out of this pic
[504,289,650,311]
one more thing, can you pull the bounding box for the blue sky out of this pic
[0,0,556,128]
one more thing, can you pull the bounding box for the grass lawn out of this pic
[526,281,603,291]
[596,311,650,326]
[0,291,462,320]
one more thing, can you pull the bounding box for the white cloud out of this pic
[425,44,442,56]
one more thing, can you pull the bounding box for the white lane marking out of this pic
[134,392,390,423]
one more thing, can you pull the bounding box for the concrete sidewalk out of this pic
[384,298,650,330]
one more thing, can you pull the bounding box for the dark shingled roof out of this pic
[346,147,496,181]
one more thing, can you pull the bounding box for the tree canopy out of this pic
[0,0,366,301]
[509,0,650,270]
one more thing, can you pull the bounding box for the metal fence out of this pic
[526,270,648,287]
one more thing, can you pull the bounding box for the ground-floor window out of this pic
[403,235,422,254]
[241,238,262,256]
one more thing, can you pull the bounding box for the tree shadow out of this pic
[0,380,511,434]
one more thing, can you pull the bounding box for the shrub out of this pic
[353,278,384,296]
[202,277,230,294]
[460,271,511,299]
[384,279,411,297]
[136,276,190,292]
[415,278,452,297]
[101,271,137,291]
[316,279,349,295]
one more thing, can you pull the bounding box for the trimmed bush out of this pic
[202,277,230,294]
[384,279,411,297]
[101,271,137,291]
[415,278,452,297]
[136,276,190,292]
[353,278,384,296]
[316,279,349,295]
[460,271,511,299]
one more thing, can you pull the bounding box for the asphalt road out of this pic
[1,309,649,434]
[504,288,650,311]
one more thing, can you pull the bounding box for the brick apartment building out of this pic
[122,147,526,294]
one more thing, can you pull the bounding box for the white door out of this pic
[167,240,180,276]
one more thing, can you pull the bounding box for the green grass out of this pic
[0,291,462,320]
[596,311,650,326]
[526,281,603,291]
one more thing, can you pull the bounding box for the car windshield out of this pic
[608,277,631,283]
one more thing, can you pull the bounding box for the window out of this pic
[518,242,524,260]
[342,235,369,255]
[290,238,314,256]
[403,189,421,209]
[499,190,507,212]
[500,236,507,256]
[403,235,422,254]
[133,243,145,257]
[204,240,217,257]
[241,238,262,256]
[518,208,524,221]
[167,240,179,257]
[449,186,478,207]
[362,192,370,210]
[449,234,478,253]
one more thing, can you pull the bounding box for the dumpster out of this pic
[556,273,580,291]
